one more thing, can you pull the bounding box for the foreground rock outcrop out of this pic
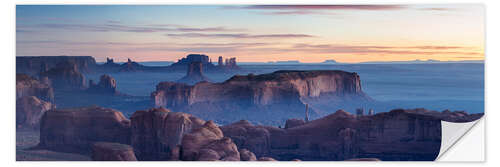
[178,121,240,161]
[152,70,370,124]
[239,149,257,161]
[177,62,211,85]
[16,96,54,129]
[16,74,54,102]
[40,61,86,90]
[39,106,131,153]
[91,142,137,161]
[221,109,483,161]
[130,107,205,160]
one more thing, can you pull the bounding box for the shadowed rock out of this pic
[16,56,96,75]
[88,74,119,95]
[258,157,277,161]
[130,107,205,160]
[284,119,305,129]
[177,62,212,85]
[16,74,54,102]
[91,142,137,161]
[239,149,257,161]
[39,106,131,153]
[119,58,145,72]
[40,61,86,90]
[16,96,54,129]
[180,121,240,161]
[222,109,482,161]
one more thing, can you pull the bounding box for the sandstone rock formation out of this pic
[152,70,370,124]
[16,96,54,129]
[221,108,481,161]
[16,74,54,102]
[130,107,205,160]
[177,62,211,85]
[239,149,257,161]
[88,74,119,95]
[258,157,277,161]
[220,120,277,157]
[40,61,86,90]
[16,56,96,75]
[39,106,131,153]
[403,108,483,122]
[119,58,146,72]
[91,142,137,161]
[179,121,240,161]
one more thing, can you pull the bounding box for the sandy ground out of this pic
[16,128,91,161]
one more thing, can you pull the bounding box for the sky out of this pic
[16,5,484,63]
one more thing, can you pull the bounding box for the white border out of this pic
[2,0,497,166]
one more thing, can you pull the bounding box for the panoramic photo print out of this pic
[16,5,484,161]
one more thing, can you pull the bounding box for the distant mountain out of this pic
[358,59,484,64]
[321,60,338,64]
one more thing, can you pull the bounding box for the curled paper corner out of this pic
[436,117,484,161]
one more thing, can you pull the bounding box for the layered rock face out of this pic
[91,142,137,161]
[88,74,119,95]
[16,56,96,75]
[152,70,369,123]
[16,96,54,129]
[178,121,240,161]
[39,106,131,153]
[40,61,86,90]
[177,62,211,85]
[130,107,205,160]
[221,109,481,161]
[16,74,54,102]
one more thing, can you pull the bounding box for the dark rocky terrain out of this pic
[221,108,483,161]
[16,104,481,161]
[38,106,131,153]
[91,142,137,161]
[15,55,484,161]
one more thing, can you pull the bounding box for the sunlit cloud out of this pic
[236,5,406,10]
[166,33,315,39]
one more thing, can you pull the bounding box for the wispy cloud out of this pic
[256,10,335,15]
[17,23,244,33]
[223,5,406,16]
[166,33,314,39]
[419,7,455,11]
[241,5,406,11]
